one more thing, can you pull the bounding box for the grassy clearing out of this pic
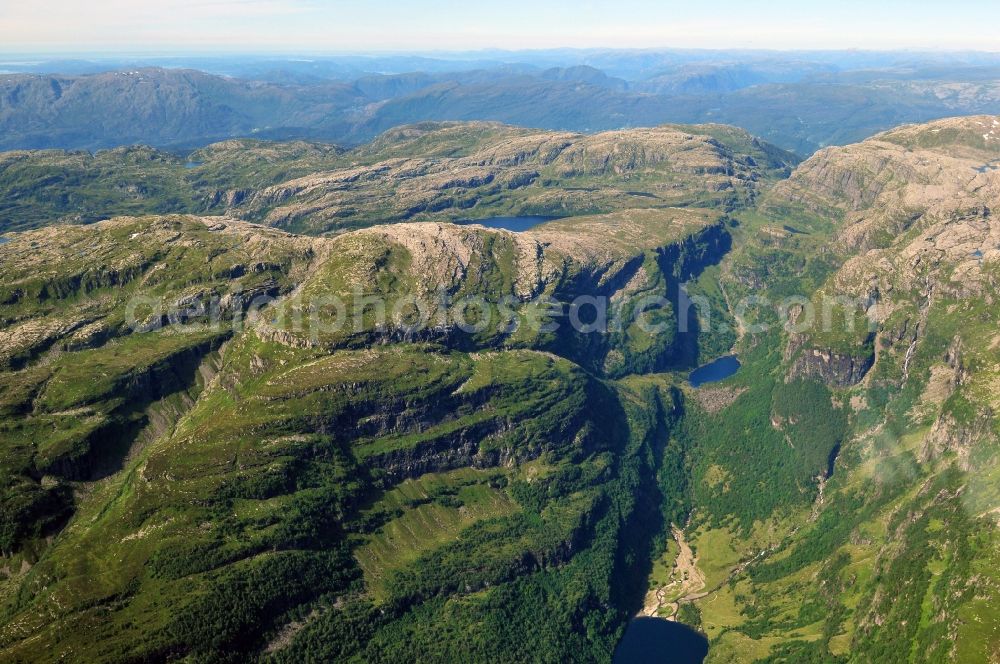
[689,526,742,591]
[355,478,520,600]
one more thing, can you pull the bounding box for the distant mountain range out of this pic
[2,50,1000,154]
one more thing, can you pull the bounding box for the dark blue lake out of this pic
[457,216,557,232]
[613,618,708,664]
[688,355,741,388]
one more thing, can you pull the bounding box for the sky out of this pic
[0,0,998,54]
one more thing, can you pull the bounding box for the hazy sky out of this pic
[1,0,998,53]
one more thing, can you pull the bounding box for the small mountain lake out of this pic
[688,355,741,388]
[456,216,557,232]
[0,236,9,244]
[183,161,203,169]
[613,618,708,664]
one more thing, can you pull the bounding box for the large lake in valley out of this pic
[456,216,557,232]
[688,355,741,388]
[613,618,708,664]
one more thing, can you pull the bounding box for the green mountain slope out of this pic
[0,202,735,661]
[0,118,998,663]
[656,116,1000,663]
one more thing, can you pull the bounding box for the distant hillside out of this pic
[0,121,798,234]
[0,68,363,150]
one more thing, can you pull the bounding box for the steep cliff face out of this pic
[766,117,1000,395]
[922,411,994,469]
[262,207,732,378]
[787,340,876,387]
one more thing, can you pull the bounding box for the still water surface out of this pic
[613,618,708,664]
[688,355,741,388]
